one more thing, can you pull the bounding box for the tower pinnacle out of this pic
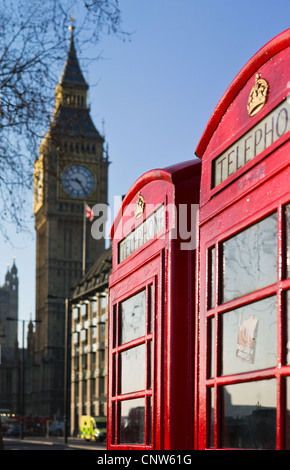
[60,26,88,90]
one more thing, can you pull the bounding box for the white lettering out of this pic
[214,98,290,186]
[141,454,192,465]
[96,455,131,467]
[117,202,199,262]
[179,204,199,251]
[90,204,108,240]
[118,205,165,262]
[90,199,200,255]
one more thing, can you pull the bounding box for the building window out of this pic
[74,356,79,371]
[81,302,88,318]
[81,329,87,343]
[73,306,79,321]
[73,332,79,345]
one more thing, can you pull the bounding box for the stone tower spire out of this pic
[54,26,89,114]
[0,258,18,349]
[32,27,109,418]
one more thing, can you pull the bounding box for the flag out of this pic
[85,203,94,222]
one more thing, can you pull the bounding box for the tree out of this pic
[0,0,128,238]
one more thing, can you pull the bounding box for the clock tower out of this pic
[32,28,109,417]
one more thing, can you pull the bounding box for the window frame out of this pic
[110,278,156,449]
[202,199,290,450]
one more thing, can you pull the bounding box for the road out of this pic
[2,436,106,450]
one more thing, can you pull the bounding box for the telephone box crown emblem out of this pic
[247,73,269,117]
[134,191,145,219]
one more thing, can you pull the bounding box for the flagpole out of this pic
[82,201,86,276]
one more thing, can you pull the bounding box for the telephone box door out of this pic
[108,254,163,449]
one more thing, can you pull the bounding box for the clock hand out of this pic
[72,177,85,191]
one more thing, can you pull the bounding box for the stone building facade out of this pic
[31,28,109,417]
[0,260,19,413]
[70,247,111,435]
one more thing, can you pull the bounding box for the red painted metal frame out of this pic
[195,29,290,449]
[108,160,201,450]
[196,28,290,161]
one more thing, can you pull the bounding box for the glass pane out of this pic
[222,296,276,375]
[286,204,290,278]
[285,377,290,449]
[222,213,277,303]
[147,341,152,389]
[209,317,215,378]
[208,247,215,309]
[209,388,214,448]
[147,285,153,334]
[121,344,146,394]
[147,396,152,445]
[222,379,276,449]
[73,306,79,320]
[112,354,116,396]
[286,291,290,364]
[121,290,146,344]
[120,398,145,444]
[111,402,115,445]
[113,305,117,348]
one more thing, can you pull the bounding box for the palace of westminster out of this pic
[0,28,111,435]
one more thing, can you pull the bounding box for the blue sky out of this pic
[1,0,290,344]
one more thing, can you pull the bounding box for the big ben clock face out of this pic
[61,164,95,199]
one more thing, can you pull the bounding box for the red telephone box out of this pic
[195,29,290,450]
[108,159,201,450]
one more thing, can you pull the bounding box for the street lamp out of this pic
[6,317,41,440]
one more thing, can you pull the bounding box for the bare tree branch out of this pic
[0,0,128,238]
